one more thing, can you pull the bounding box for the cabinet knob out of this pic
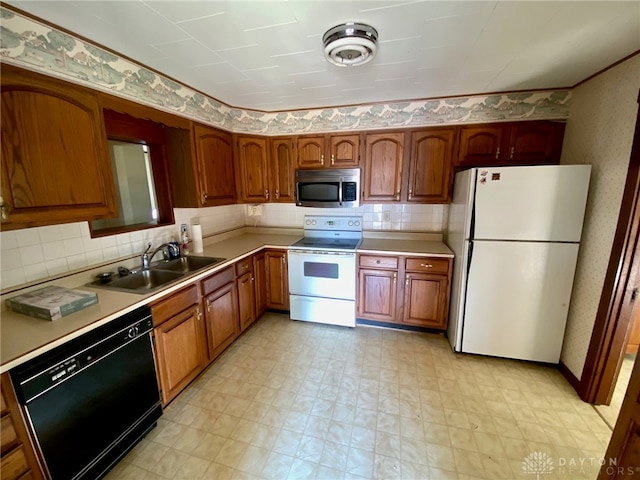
[275,189,280,199]
[202,192,209,203]
[420,263,433,268]
[495,147,501,160]
[510,147,515,160]
[251,276,254,283]
[405,276,409,286]
[408,189,413,200]
[331,154,335,166]
[375,260,381,264]
[265,189,269,199]
[393,273,397,285]
[320,154,324,166]
[395,191,400,201]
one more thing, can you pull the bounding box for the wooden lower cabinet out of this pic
[202,267,239,361]
[253,252,268,318]
[151,285,206,405]
[357,254,452,329]
[266,249,289,310]
[0,374,44,480]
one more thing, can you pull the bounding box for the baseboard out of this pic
[558,360,588,401]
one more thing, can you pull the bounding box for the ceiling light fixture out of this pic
[323,22,378,67]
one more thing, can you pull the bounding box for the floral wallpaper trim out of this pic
[1,7,571,135]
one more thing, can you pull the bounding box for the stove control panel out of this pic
[303,215,362,232]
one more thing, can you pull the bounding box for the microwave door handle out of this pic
[338,179,343,206]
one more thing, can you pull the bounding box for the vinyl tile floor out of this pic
[106,313,611,480]
[593,354,635,430]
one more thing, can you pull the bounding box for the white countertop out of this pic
[0,228,452,373]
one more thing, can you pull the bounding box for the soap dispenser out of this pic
[180,224,190,256]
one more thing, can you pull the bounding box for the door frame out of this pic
[572,93,640,404]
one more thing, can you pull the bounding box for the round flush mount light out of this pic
[323,22,378,67]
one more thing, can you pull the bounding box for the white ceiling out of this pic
[7,1,640,112]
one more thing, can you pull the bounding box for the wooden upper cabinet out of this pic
[408,128,455,203]
[0,64,116,230]
[236,136,269,202]
[457,125,504,166]
[506,121,565,165]
[363,132,404,202]
[296,136,325,168]
[456,121,566,166]
[193,124,236,206]
[269,137,295,202]
[329,134,360,167]
[296,134,360,168]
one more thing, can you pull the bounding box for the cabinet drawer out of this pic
[1,416,18,454]
[405,257,450,274]
[1,445,29,480]
[359,255,398,269]
[151,285,199,326]
[235,257,253,276]
[201,267,234,296]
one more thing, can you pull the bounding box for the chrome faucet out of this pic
[141,242,180,269]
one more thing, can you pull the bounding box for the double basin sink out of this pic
[90,256,226,294]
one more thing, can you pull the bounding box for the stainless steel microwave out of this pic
[295,168,361,208]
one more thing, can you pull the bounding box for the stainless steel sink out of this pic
[98,269,185,293]
[88,256,226,294]
[154,256,226,273]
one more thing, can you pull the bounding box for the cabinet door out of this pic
[402,273,448,329]
[194,124,236,206]
[253,251,267,318]
[506,122,565,165]
[408,128,455,203]
[237,136,269,202]
[270,138,295,202]
[204,282,239,361]
[237,271,257,332]
[457,125,504,166]
[266,250,289,310]
[154,304,206,405]
[329,134,360,167]
[363,132,404,202]
[297,136,326,168]
[0,65,116,229]
[358,268,398,322]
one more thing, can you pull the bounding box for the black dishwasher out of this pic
[10,305,162,480]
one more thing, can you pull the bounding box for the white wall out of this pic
[0,202,446,291]
[560,54,640,380]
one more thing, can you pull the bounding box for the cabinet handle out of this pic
[495,147,501,160]
[320,154,324,166]
[0,196,7,221]
[331,154,335,166]
[408,189,412,200]
[197,308,202,322]
[420,263,433,268]
[282,256,285,264]
[202,192,208,203]
[395,190,400,201]
[265,189,269,200]
[510,147,514,160]
[393,273,397,285]
[275,189,280,199]
[405,275,409,286]
[206,299,212,312]
[251,276,254,283]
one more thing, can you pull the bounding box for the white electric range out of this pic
[288,215,363,327]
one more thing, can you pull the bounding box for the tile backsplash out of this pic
[0,203,445,290]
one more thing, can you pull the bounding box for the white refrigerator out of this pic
[445,165,591,363]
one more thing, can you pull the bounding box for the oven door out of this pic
[288,250,356,300]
